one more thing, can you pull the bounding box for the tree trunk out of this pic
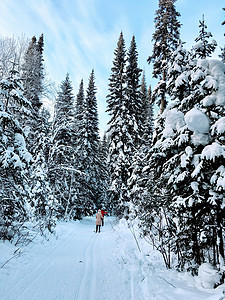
[160,69,166,114]
[64,172,73,219]
[216,206,224,266]
[191,205,201,265]
[212,227,217,266]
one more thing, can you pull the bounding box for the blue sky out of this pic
[0,0,224,135]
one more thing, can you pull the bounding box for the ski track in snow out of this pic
[0,217,221,300]
[2,224,80,300]
[76,234,98,300]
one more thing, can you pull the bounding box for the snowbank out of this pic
[198,263,221,289]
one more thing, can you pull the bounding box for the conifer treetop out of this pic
[192,15,217,59]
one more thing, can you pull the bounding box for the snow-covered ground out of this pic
[0,217,224,300]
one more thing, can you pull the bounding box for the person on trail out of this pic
[100,209,107,226]
[96,209,103,233]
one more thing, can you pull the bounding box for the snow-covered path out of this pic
[0,217,224,300]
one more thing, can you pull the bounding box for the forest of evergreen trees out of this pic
[0,0,224,279]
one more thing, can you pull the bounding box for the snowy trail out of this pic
[0,217,223,300]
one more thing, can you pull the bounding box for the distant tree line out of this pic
[0,34,109,243]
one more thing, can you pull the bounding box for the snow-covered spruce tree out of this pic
[29,107,56,231]
[81,70,102,213]
[22,34,44,111]
[125,35,142,147]
[139,44,192,268]
[175,59,225,271]
[72,79,88,219]
[125,35,149,220]
[0,67,32,240]
[128,74,154,222]
[141,44,191,264]
[140,75,154,147]
[148,0,181,113]
[192,15,217,59]
[167,41,191,102]
[138,72,149,138]
[49,73,76,219]
[106,32,135,217]
[21,34,56,229]
[21,34,46,162]
[144,54,225,272]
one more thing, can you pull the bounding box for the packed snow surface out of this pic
[0,217,224,300]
